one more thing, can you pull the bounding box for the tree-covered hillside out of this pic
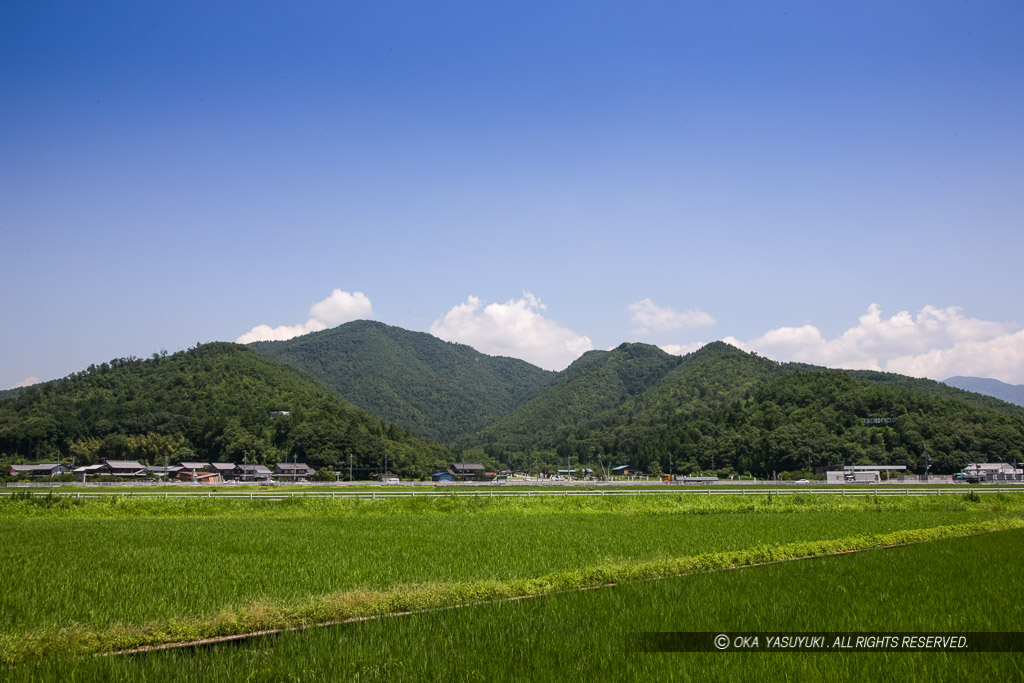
[465,343,1024,477]
[249,320,556,443]
[789,366,1024,416]
[627,369,1024,478]
[8,330,1023,481]
[472,342,686,449]
[0,343,450,478]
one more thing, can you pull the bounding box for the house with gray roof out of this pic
[449,463,487,481]
[236,464,274,481]
[275,462,315,480]
[8,463,68,477]
[103,460,147,478]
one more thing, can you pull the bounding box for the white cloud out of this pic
[730,303,1024,383]
[661,342,708,356]
[628,298,715,334]
[430,292,593,371]
[235,320,327,344]
[309,290,373,326]
[887,330,1024,384]
[236,289,373,344]
[10,376,40,389]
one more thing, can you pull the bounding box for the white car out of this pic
[794,479,811,484]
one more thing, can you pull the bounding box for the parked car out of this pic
[794,479,810,484]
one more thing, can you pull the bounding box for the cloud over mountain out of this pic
[236,289,373,344]
[430,292,593,371]
[628,298,715,334]
[723,303,1024,383]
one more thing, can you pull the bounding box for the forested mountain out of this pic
[465,342,1024,477]
[5,327,1024,481]
[0,343,451,477]
[806,367,1024,416]
[471,342,783,461]
[249,320,556,443]
[943,376,1024,407]
[473,342,709,449]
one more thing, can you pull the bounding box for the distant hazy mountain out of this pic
[250,320,556,443]
[943,376,1024,407]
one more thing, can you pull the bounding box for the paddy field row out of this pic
[2,492,1022,679]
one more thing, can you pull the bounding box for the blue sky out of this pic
[3,1,1024,386]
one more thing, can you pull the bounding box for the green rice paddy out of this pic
[2,490,1022,679]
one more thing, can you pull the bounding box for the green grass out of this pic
[10,528,1023,681]
[1,494,1022,662]
[2,486,1018,518]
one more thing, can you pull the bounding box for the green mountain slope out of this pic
[0,343,450,477]
[8,327,1022,480]
[784,364,1024,417]
[466,342,1024,477]
[249,320,556,443]
[472,342,688,449]
[568,341,788,449]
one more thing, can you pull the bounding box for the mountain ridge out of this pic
[0,342,451,477]
[6,323,1024,478]
[462,341,1024,476]
[249,320,556,443]
[943,376,1024,407]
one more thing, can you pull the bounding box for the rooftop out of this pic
[102,460,147,476]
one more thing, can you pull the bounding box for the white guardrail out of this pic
[1,487,1023,500]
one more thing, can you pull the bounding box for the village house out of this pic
[208,462,238,480]
[236,464,274,481]
[173,461,222,483]
[146,465,183,479]
[8,463,68,477]
[275,462,315,481]
[449,463,487,481]
[72,464,106,481]
[103,460,148,479]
